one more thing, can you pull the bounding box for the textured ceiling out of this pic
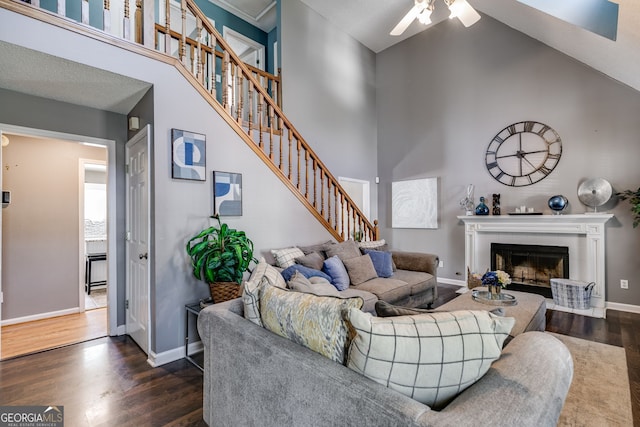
[0,41,151,114]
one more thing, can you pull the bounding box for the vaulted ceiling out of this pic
[296,0,640,92]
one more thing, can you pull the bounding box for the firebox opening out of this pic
[491,243,569,298]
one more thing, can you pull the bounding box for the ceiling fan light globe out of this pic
[417,9,432,25]
[449,0,481,27]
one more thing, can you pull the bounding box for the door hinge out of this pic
[126,231,131,241]
[125,164,129,174]
[125,299,129,309]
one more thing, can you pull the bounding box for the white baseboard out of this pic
[146,341,203,367]
[438,277,466,287]
[606,301,640,314]
[1,307,80,326]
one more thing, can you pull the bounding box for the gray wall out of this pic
[0,7,336,354]
[1,135,106,320]
[280,0,379,221]
[376,15,640,305]
[0,88,126,324]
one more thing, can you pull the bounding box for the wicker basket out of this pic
[550,279,595,310]
[467,267,486,289]
[209,281,241,304]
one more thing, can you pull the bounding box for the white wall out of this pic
[376,15,640,305]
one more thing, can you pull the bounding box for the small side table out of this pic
[185,302,206,371]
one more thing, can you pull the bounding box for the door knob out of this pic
[139,253,148,260]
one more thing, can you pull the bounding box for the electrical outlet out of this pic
[621,279,629,289]
[438,260,444,268]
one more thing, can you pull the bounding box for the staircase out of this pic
[1,0,379,242]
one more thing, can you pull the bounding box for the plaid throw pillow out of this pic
[347,309,514,410]
[270,247,305,269]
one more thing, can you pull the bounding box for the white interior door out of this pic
[125,125,151,354]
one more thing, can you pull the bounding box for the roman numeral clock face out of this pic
[485,121,562,187]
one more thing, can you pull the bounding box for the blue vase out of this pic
[475,197,490,215]
[548,195,568,214]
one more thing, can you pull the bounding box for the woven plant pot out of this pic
[209,281,241,304]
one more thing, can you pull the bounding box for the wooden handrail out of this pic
[2,0,378,241]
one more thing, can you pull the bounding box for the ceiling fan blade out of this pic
[390,4,422,36]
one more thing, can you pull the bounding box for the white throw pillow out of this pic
[249,257,286,289]
[346,309,515,410]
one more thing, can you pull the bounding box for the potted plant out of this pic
[186,214,256,303]
[616,187,640,228]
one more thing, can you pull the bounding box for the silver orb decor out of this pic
[548,195,568,214]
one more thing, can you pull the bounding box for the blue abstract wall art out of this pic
[172,129,206,181]
[213,171,242,216]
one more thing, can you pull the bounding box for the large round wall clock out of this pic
[485,121,562,187]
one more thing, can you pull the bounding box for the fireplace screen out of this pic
[491,243,569,292]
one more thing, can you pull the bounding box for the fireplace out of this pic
[491,243,569,298]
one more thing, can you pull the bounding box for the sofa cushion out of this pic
[260,283,363,363]
[288,271,341,297]
[347,309,515,410]
[343,254,378,285]
[354,277,411,304]
[339,288,378,314]
[390,269,434,296]
[375,300,505,318]
[322,255,350,291]
[280,264,332,282]
[294,251,325,270]
[325,240,361,261]
[298,240,336,258]
[363,249,394,278]
[270,247,305,269]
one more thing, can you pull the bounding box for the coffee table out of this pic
[437,287,546,340]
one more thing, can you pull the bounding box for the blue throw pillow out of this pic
[322,255,350,291]
[363,249,394,278]
[281,264,332,283]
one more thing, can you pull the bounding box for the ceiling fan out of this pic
[390,0,481,36]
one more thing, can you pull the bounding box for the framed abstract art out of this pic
[213,171,242,216]
[171,129,206,181]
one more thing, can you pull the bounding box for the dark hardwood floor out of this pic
[0,284,638,426]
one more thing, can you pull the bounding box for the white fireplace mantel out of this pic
[458,214,614,309]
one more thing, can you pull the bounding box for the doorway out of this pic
[0,125,117,359]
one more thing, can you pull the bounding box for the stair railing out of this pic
[2,0,379,241]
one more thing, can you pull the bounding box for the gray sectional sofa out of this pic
[268,240,440,312]
[198,298,574,426]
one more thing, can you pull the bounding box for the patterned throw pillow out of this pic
[322,255,350,291]
[342,254,378,285]
[347,309,515,410]
[242,276,271,327]
[249,257,286,289]
[270,247,305,269]
[357,239,386,249]
[260,283,363,363]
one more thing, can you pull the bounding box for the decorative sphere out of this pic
[548,195,568,213]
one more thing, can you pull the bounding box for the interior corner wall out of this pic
[1,135,107,320]
[280,0,379,221]
[376,15,640,306]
